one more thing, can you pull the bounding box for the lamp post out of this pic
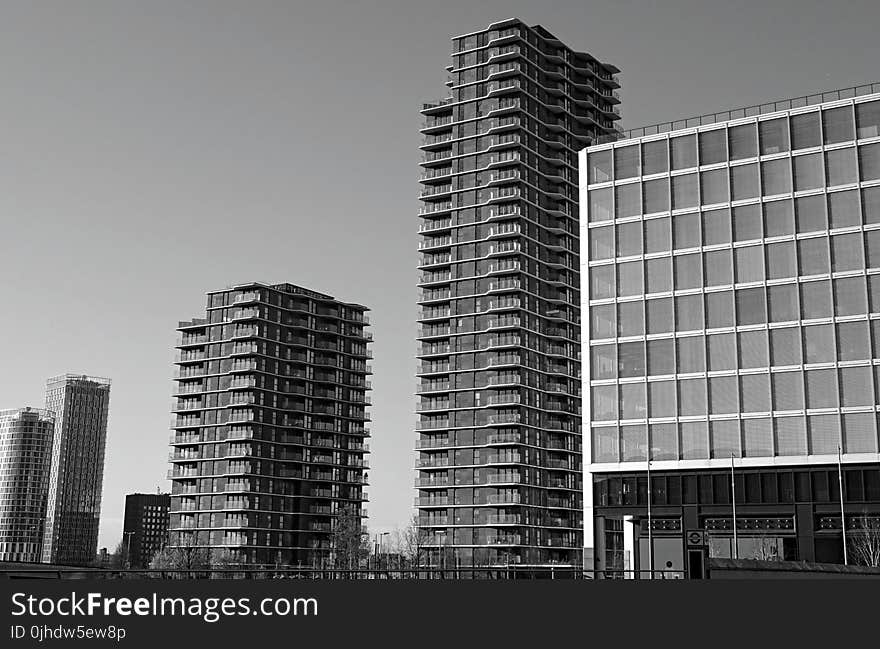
[379,531,390,572]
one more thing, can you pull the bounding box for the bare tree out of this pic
[330,504,370,569]
[148,533,211,578]
[848,514,880,568]
[393,514,430,570]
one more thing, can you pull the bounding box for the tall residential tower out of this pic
[42,374,111,565]
[168,282,371,566]
[0,408,55,563]
[416,18,621,566]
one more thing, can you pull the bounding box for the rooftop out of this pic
[46,374,111,387]
[594,81,880,146]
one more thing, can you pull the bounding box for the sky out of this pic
[0,0,878,551]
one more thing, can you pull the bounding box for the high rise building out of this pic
[416,18,621,566]
[581,83,880,577]
[168,282,371,566]
[122,492,170,568]
[42,374,112,565]
[0,408,55,563]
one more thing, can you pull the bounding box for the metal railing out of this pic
[596,81,880,145]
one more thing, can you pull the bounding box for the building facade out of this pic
[0,408,55,563]
[416,18,621,566]
[168,282,371,566]
[42,375,111,566]
[580,84,880,576]
[122,492,170,568]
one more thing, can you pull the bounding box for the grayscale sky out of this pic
[0,0,878,550]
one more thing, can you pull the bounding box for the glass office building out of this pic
[580,84,880,576]
[0,408,55,563]
[169,282,371,566]
[417,18,621,566]
[42,374,111,566]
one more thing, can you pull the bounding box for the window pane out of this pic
[590,264,615,299]
[650,423,678,460]
[621,424,647,460]
[837,321,870,361]
[678,378,706,416]
[646,298,673,334]
[591,304,616,339]
[842,413,877,453]
[773,371,804,410]
[616,221,642,257]
[681,421,708,460]
[700,168,729,205]
[766,241,796,280]
[803,324,834,364]
[805,369,838,408]
[615,183,641,218]
[642,139,668,175]
[672,173,698,209]
[617,260,644,297]
[855,100,880,139]
[618,341,645,377]
[840,366,872,407]
[671,134,697,170]
[588,150,613,184]
[800,280,832,319]
[647,338,675,375]
[704,249,732,287]
[614,145,640,180]
[870,276,880,313]
[589,226,614,260]
[592,386,617,421]
[677,335,705,372]
[770,327,802,366]
[729,124,758,160]
[703,208,731,245]
[699,128,727,165]
[743,418,773,457]
[709,376,738,414]
[828,189,861,229]
[730,164,760,200]
[646,257,672,294]
[864,186,880,225]
[643,178,670,213]
[741,374,770,413]
[859,143,880,181]
[593,426,619,461]
[867,229,880,268]
[591,344,616,379]
[733,204,762,241]
[676,294,704,332]
[644,217,671,253]
[589,187,613,222]
[711,420,741,458]
[825,147,858,187]
[791,112,821,150]
[648,381,676,417]
[736,287,766,325]
[618,300,645,337]
[673,212,701,250]
[808,414,839,455]
[775,417,806,456]
[620,383,647,419]
[798,237,829,276]
[793,153,824,191]
[674,253,701,290]
[795,194,826,233]
[768,284,799,323]
[834,276,867,317]
[762,158,792,196]
[706,291,734,328]
[764,199,794,237]
[822,106,854,145]
[735,245,764,283]
[708,333,736,370]
[738,330,768,369]
[760,118,790,154]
